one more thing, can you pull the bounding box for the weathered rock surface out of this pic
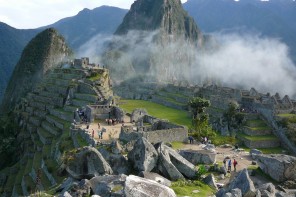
[89,174,127,196]
[228,169,256,197]
[98,147,130,175]
[128,137,158,172]
[203,174,218,190]
[124,175,176,197]
[111,140,123,154]
[258,183,275,197]
[66,146,113,179]
[250,149,262,159]
[255,154,296,182]
[179,149,216,165]
[138,171,171,187]
[155,142,196,180]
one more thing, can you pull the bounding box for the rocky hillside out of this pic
[0,28,72,114]
[0,64,113,196]
[115,0,203,43]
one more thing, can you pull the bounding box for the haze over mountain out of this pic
[1,0,296,104]
[183,0,296,62]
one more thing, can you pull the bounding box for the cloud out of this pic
[78,29,296,97]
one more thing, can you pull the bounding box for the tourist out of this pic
[223,158,227,168]
[188,136,194,144]
[233,159,238,172]
[228,159,232,172]
[98,123,101,129]
[92,129,94,138]
[99,131,103,139]
[204,136,208,144]
[200,137,204,144]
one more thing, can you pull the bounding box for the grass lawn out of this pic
[171,141,186,150]
[119,99,191,127]
[171,180,215,197]
[239,133,277,141]
[241,146,288,154]
[276,113,296,118]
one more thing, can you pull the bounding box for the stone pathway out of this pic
[80,115,133,141]
[181,143,271,187]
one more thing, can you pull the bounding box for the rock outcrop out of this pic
[115,0,203,43]
[138,171,171,187]
[128,137,158,172]
[179,149,216,165]
[255,154,296,182]
[227,169,256,197]
[124,175,177,197]
[89,174,127,196]
[155,142,197,180]
[65,147,113,179]
[203,174,218,190]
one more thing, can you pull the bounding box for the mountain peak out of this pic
[0,28,72,113]
[114,0,203,42]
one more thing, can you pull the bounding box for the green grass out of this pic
[171,180,215,197]
[171,141,186,150]
[242,146,288,154]
[87,72,103,81]
[211,133,238,146]
[119,99,191,127]
[245,126,271,131]
[239,133,278,141]
[246,119,268,127]
[76,134,89,147]
[276,113,296,118]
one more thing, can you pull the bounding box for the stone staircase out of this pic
[1,67,113,195]
[238,113,281,149]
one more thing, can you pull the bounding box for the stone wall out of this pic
[252,103,296,155]
[111,106,125,122]
[238,136,281,149]
[119,127,188,144]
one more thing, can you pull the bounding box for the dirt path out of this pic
[181,143,271,187]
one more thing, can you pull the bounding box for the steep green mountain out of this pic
[1,28,72,114]
[104,0,204,82]
[183,0,296,62]
[115,0,202,42]
[0,23,39,103]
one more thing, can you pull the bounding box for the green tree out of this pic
[188,97,210,119]
[188,97,215,140]
[223,102,244,135]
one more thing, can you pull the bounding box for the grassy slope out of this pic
[119,99,191,127]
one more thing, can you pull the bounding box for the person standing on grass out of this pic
[228,159,232,172]
[233,159,238,172]
[92,129,95,138]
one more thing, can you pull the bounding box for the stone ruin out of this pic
[119,109,188,144]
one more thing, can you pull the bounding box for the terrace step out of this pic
[238,133,280,149]
[64,105,79,112]
[72,98,91,107]
[74,93,98,103]
[43,83,68,97]
[29,116,42,127]
[37,128,54,145]
[45,115,66,130]
[49,108,74,122]
[41,121,61,136]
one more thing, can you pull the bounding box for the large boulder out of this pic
[179,149,216,165]
[89,174,127,196]
[155,142,197,180]
[98,147,130,175]
[258,183,275,197]
[128,137,158,172]
[203,174,218,190]
[65,147,113,179]
[255,154,296,182]
[228,169,256,197]
[250,149,262,160]
[138,171,171,187]
[124,175,176,197]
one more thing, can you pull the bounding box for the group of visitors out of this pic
[105,118,119,126]
[201,136,211,144]
[223,158,238,172]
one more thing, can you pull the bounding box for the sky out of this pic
[0,0,187,29]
